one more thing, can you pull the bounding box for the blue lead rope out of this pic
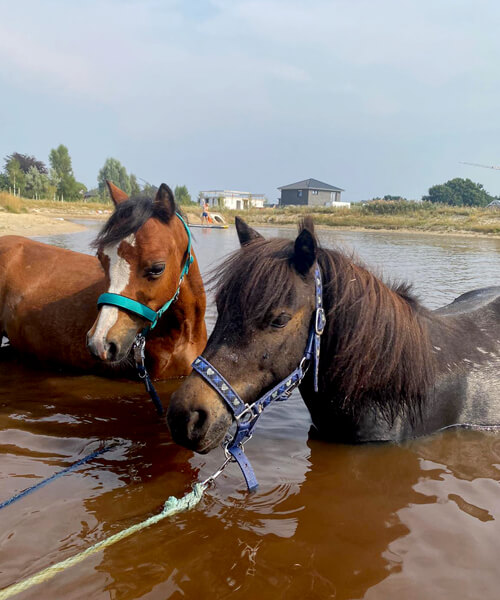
[0,444,116,511]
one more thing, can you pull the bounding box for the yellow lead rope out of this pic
[0,484,205,600]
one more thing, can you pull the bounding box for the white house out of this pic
[199,190,266,210]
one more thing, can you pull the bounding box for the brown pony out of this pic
[168,217,500,452]
[0,182,206,379]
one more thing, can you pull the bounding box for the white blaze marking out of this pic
[90,235,135,358]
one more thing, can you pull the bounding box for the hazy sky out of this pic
[1,0,500,203]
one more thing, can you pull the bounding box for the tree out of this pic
[49,145,80,200]
[4,152,47,175]
[382,195,407,202]
[24,166,49,199]
[49,145,73,180]
[174,185,193,205]
[48,168,61,200]
[142,183,158,198]
[423,178,496,207]
[97,158,131,198]
[0,172,9,191]
[5,158,25,195]
[129,173,141,197]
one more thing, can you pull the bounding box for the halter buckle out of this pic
[133,334,146,366]
[235,403,258,423]
[315,307,326,335]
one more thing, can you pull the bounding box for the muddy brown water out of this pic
[1,223,499,599]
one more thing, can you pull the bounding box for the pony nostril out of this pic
[187,409,208,438]
[107,341,118,361]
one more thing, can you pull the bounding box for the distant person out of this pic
[201,201,210,225]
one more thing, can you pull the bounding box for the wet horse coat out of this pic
[0,182,206,379]
[167,218,500,451]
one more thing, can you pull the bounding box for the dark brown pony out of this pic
[0,182,206,379]
[168,217,500,451]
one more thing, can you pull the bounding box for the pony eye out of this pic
[146,263,165,278]
[270,312,291,329]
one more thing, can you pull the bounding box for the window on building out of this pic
[311,190,318,195]
[297,190,303,198]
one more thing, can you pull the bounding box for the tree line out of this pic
[2,145,497,208]
[0,146,86,201]
[371,179,497,207]
[0,146,194,205]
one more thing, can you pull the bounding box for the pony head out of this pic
[87,181,185,364]
[167,217,319,452]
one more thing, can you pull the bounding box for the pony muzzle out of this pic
[167,379,233,453]
[86,308,139,364]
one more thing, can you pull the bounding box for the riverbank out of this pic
[0,193,110,236]
[0,212,89,236]
[1,193,498,238]
[181,201,500,237]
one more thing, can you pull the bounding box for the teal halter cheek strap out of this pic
[96,212,193,331]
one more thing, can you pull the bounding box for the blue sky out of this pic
[1,0,500,202]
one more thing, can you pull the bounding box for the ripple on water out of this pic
[0,226,498,598]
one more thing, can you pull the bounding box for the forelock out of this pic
[210,238,300,328]
[92,195,177,249]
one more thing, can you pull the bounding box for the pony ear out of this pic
[153,183,176,220]
[292,228,317,275]
[106,181,129,206]
[235,216,263,246]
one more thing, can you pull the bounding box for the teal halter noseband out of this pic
[96,212,193,330]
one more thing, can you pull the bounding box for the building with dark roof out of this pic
[278,178,347,207]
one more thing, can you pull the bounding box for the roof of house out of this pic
[278,178,344,192]
[487,199,500,207]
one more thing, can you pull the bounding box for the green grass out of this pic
[4,193,498,235]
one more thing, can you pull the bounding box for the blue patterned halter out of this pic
[192,263,326,491]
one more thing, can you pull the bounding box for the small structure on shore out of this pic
[278,178,348,208]
[199,190,265,210]
[486,200,500,209]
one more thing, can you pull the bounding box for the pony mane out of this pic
[92,194,180,248]
[212,219,435,424]
[316,243,434,425]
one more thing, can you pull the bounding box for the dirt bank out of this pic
[0,212,87,237]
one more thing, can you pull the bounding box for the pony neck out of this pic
[316,249,435,423]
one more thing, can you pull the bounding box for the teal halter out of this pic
[96,212,193,331]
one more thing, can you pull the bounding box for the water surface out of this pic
[0,223,499,599]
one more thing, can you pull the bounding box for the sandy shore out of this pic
[0,208,498,241]
[0,211,88,237]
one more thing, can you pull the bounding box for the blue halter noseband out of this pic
[96,212,193,416]
[192,264,326,491]
[96,212,193,331]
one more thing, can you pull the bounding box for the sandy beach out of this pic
[0,211,89,237]
[0,204,498,240]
